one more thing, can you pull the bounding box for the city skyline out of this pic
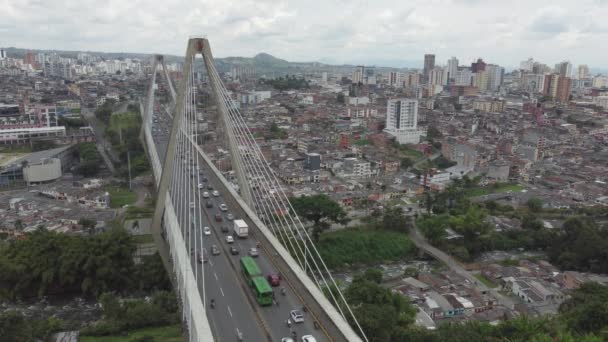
[2,0,608,68]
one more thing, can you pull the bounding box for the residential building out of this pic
[520,58,534,71]
[423,54,435,81]
[384,98,425,144]
[353,65,364,83]
[446,57,458,82]
[486,64,504,91]
[554,61,572,78]
[577,64,589,79]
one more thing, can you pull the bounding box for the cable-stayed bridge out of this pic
[141,38,367,342]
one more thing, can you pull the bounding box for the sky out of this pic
[2,0,608,68]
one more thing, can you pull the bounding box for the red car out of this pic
[267,273,281,287]
[214,213,223,222]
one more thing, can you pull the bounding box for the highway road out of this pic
[150,101,327,341]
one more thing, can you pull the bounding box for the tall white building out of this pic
[577,65,589,79]
[454,68,474,86]
[353,66,364,83]
[384,98,424,144]
[446,57,458,82]
[428,67,445,86]
[520,58,535,72]
[486,64,504,91]
[321,72,328,83]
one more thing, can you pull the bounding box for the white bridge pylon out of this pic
[148,38,367,342]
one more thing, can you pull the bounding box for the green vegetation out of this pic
[317,229,417,269]
[81,325,182,342]
[58,116,86,128]
[354,139,371,146]
[337,281,608,341]
[268,122,287,140]
[0,310,64,342]
[0,228,171,299]
[463,183,525,197]
[107,186,137,208]
[433,155,457,169]
[327,269,417,341]
[81,291,179,338]
[474,273,498,288]
[105,111,150,178]
[547,217,608,274]
[290,194,348,241]
[95,100,116,124]
[74,142,102,177]
[259,75,310,91]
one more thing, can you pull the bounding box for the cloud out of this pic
[0,0,607,67]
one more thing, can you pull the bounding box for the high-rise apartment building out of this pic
[543,74,571,103]
[520,58,535,71]
[475,70,489,92]
[454,68,474,86]
[471,58,486,73]
[554,61,572,78]
[577,65,589,79]
[428,67,445,86]
[446,57,458,82]
[486,64,504,91]
[423,54,435,81]
[0,49,6,60]
[384,98,423,144]
[353,65,365,83]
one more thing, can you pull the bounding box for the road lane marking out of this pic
[227,306,233,317]
[214,272,218,280]
[220,287,225,297]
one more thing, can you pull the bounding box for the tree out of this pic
[426,126,443,140]
[381,207,409,232]
[403,267,419,278]
[559,283,608,334]
[526,197,543,212]
[400,158,413,169]
[290,195,348,241]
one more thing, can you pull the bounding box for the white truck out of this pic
[233,219,249,238]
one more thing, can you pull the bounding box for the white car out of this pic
[198,183,204,189]
[281,338,294,342]
[225,235,234,244]
[203,226,211,236]
[202,191,210,198]
[219,204,228,212]
[290,310,304,323]
[301,336,317,342]
[212,190,220,197]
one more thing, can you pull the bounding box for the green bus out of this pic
[240,257,273,306]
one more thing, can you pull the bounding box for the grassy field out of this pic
[464,183,525,197]
[474,273,498,288]
[398,145,424,159]
[107,187,137,208]
[80,325,182,342]
[318,228,417,269]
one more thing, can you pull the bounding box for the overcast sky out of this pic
[2,0,608,68]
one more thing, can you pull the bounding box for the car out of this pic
[225,235,234,244]
[267,274,281,287]
[226,213,235,221]
[202,191,210,198]
[290,310,304,323]
[198,183,204,189]
[211,244,220,255]
[189,202,195,209]
[207,184,214,190]
[203,226,211,236]
[215,213,223,222]
[219,204,228,212]
[212,190,220,197]
[281,338,294,342]
[301,335,317,342]
[230,246,239,255]
[221,225,230,233]
[206,201,213,208]
[248,247,259,257]
[198,249,208,263]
